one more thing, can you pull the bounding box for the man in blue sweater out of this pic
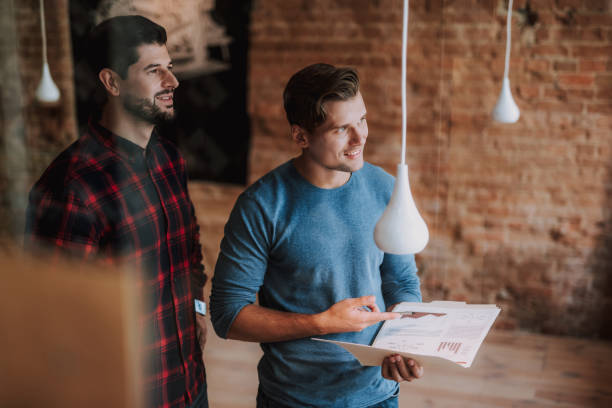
[211,63,423,407]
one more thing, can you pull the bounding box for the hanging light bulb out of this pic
[374,164,429,254]
[374,0,429,255]
[36,62,60,103]
[492,77,519,123]
[35,0,60,103]
[492,0,519,123]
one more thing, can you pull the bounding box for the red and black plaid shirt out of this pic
[25,120,207,407]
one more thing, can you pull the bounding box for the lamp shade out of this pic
[374,164,429,254]
[36,62,60,103]
[492,77,519,123]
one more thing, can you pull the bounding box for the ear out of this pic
[291,125,310,149]
[98,68,121,96]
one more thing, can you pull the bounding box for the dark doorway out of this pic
[69,0,252,184]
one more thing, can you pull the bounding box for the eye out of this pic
[336,126,347,133]
[148,68,159,75]
[360,117,367,125]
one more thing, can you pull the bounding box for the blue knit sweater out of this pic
[211,160,421,407]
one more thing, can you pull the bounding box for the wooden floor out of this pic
[191,181,612,408]
[203,326,612,408]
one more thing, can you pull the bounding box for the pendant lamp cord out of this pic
[503,0,513,79]
[434,2,446,298]
[39,0,48,64]
[401,0,409,165]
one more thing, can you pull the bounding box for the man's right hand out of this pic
[226,295,399,343]
[314,295,400,334]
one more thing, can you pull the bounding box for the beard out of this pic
[122,91,175,125]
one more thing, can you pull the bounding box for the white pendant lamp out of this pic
[492,0,519,123]
[374,0,429,255]
[35,0,60,103]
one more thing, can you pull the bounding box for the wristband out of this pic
[194,299,206,316]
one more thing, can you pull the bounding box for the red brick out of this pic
[595,115,612,129]
[447,11,497,24]
[464,27,497,41]
[572,45,612,58]
[410,26,442,40]
[587,104,612,114]
[553,60,578,72]
[596,88,612,99]
[443,43,472,57]
[558,74,595,87]
[575,14,612,26]
[536,28,550,43]
[536,101,585,113]
[531,45,570,57]
[555,0,583,8]
[557,27,607,42]
[518,84,540,99]
[579,60,608,72]
[544,88,595,100]
[526,59,550,72]
[363,25,385,38]
[535,10,558,25]
[524,70,557,84]
[582,0,611,11]
[595,75,612,87]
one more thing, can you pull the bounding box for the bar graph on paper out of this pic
[438,341,462,354]
[370,301,501,367]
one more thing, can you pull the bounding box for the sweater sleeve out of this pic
[380,253,422,308]
[210,193,271,338]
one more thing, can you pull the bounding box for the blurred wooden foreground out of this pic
[0,250,142,408]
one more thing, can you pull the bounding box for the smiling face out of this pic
[294,91,368,187]
[118,43,179,125]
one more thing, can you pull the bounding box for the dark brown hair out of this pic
[88,15,167,79]
[283,63,360,133]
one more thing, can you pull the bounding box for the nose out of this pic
[350,125,367,145]
[163,69,179,89]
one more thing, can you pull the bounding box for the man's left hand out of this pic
[381,354,423,383]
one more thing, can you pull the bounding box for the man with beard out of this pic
[25,16,208,408]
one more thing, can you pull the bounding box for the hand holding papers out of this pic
[314,301,500,369]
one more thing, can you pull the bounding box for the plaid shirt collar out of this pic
[87,118,162,163]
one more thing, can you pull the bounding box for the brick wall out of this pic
[0,0,77,239]
[247,0,612,337]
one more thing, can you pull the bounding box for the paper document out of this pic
[313,301,500,368]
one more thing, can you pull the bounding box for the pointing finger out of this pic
[378,312,401,321]
[361,312,401,323]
